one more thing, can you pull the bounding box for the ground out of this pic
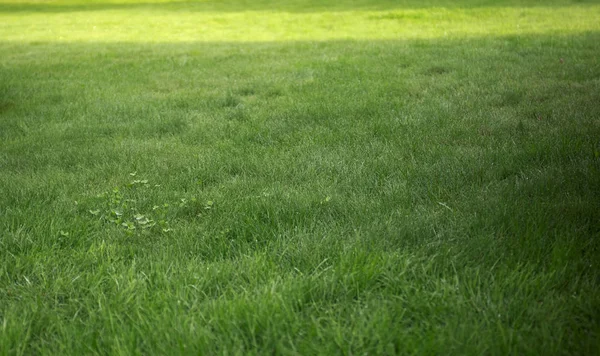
[1,0,599,354]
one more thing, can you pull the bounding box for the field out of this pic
[1,0,599,354]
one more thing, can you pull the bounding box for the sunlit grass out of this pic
[1,0,600,42]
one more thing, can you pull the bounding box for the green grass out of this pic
[1,0,600,354]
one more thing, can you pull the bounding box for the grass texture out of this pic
[1,0,600,354]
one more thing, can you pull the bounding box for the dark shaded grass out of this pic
[1,32,600,354]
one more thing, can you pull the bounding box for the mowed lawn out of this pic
[1,0,600,354]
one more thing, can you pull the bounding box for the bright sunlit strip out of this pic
[1,5,600,42]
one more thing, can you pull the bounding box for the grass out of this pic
[1,0,600,354]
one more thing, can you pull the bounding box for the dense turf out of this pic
[1,0,599,354]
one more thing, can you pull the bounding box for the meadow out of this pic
[1,0,599,354]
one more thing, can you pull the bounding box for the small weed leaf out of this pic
[320,196,332,204]
[129,179,149,187]
[81,175,215,236]
[122,221,136,230]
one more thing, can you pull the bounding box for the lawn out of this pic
[1,0,599,354]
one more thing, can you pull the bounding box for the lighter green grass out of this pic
[1,0,600,42]
[1,0,600,354]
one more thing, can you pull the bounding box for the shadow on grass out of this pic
[0,0,598,13]
[0,32,599,269]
